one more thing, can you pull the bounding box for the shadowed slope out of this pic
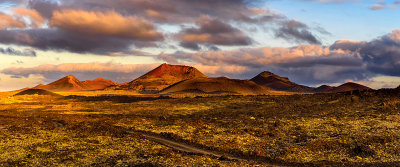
[314,85,335,93]
[14,89,62,97]
[250,71,314,92]
[115,63,207,93]
[160,77,269,95]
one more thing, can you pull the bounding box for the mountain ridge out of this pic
[33,75,117,92]
[17,64,373,94]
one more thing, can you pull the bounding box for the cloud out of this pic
[303,0,354,2]
[0,47,36,57]
[330,31,400,77]
[369,2,397,11]
[1,62,161,83]
[0,6,45,29]
[50,9,163,40]
[301,0,398,11]
[59,0,270,23]
[0,73,44,92]
[275,20,321,44]
[159,44,340,67]
[0,0,326,55]
[330,40,366,51]
[145,9,167,21]
[358,31,400,76]
[28,0,59,19]
[0,6,164,55]
[29,0,323,45]
[0,28,139,54]
[357,76,400,89]
[0,12,25,29]
[178,16,253,50]
[13,6,45,28]
[179,42,201,51]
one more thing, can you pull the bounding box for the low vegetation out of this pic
[0,89,399,166]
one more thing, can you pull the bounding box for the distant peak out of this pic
[257,71,290,81]
[58,75,80,84]
[94,77,105,81]
[259,71,275,76]
[64,75,77,79]
[341,82,361,86]
[133,63,207,82]
[159,63,170,67]
[337,82,371,90]
[318,85,332,88]
[258,71,282,78]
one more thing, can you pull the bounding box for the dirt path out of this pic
[127,131,265,163]
[141,132,244,160]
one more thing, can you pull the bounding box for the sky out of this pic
[1,0,400,91]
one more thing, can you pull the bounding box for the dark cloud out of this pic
[28,0,60,19]
[329,31,400,76]
[180,42,201,51]
[0,0,26,3]
[0,47,36,57]
[359,34,400,76]
[178,17,253,49]
[275,20,321,44]
[0,29,137,55]
[58,0,268,23]
[0,7,164,55]
[330,40,365,52]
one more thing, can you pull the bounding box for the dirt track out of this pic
[127,131,249,162]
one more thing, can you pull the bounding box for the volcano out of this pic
[160,77,270,95]
[115,63,207,93]
[34,75,117,92]
[81,77,117,90]
[250,71,314,92]
[328,82,371,93]
[34,75,87,92]
[314,85,335,93]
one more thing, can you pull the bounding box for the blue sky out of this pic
[0,0,400,91]
[266,0,400,44]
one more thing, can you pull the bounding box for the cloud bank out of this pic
[0,47,36,57]
[0,0,325,54]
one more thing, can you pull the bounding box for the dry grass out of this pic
[0,90,399,166]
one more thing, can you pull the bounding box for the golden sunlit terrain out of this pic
[1,88,400,166]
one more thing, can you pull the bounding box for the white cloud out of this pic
[0,73,44,91]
